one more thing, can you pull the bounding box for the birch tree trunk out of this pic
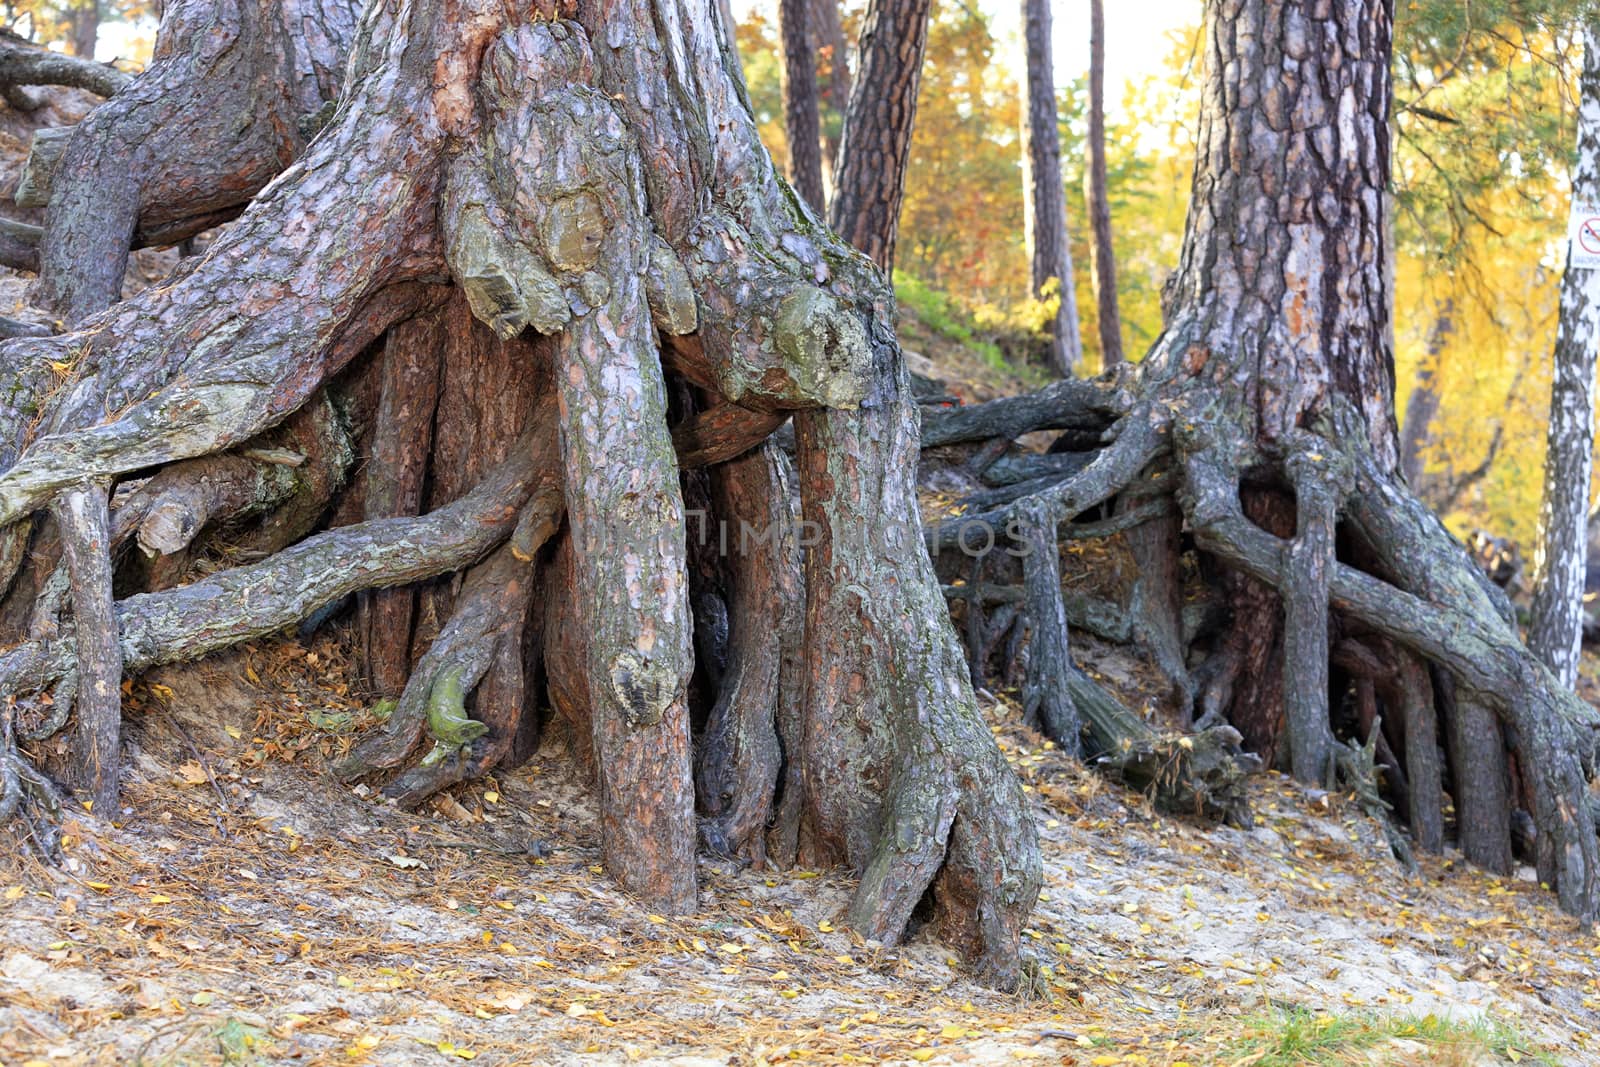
[1529,21,1600,692]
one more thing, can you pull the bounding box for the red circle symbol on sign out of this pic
[1580,218,1600,255]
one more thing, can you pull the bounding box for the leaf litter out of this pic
[0,636,1594,1066]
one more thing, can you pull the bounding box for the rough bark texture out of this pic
[795,337,1041,983]
[1125,0,1599,916]
[1085,0,1122,367]
[1529,20,1600,692]
[1393,655,1444,854]
[0,32,128,96]
[1282,440,1341,784]
[356,310,445,697]
[466,25,697,911]
[1019,0,1082,376]
[52,485,119,813]
[36,0,361,323]
[828,0,930,270]
[0,429,556,698]
[1017,496,1081,750]
[1438,674,1514,874]
[779,0,827,213]
[696,444,802,865]
[1150,1,1398,468]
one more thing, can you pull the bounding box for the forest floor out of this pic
[1,635,1597,1067]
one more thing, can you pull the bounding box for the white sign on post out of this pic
[1570,202,1600,269]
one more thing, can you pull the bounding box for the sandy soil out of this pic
[0,637,1594,1067]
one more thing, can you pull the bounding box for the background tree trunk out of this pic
[778,0,826,213]
[1019,0,1081,377]
[829,0,931,270]
[809,0,850,187]
[1529,19,1600,691]
[1085,0,1122,367]
[1398,300,1453,490]
[68,0,99,59]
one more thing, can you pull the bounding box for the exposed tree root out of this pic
[1016,495,1081,750]
[377,536,553,808]
[1281,433,1348,785]
[1174,395,1599,920]
[0,35,130,97]
[695,444,802,866]
[355,311,445,697]
[795,344,1042,984]
[35,0,361,322]
[49,485,119,812]
[0,417,558,698]
[0,700,64,855]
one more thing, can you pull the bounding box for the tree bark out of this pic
[1282,441,1340,784]
[52,485,118,813]
[809,0,851,185]
[1529,18,1600,692]
[1016,496,1081,750]
[1141,0,1598,914]
[778,0,826,213]
[0,35,128,96]
[696,443,802,865]
[357,309,445,697]
[828,0,931,270]
[795,341,1042,983]
[35,0,360,323]
[1085,0,1122,366]
[1019,0,1082,376]
[1438,673,1514,873]
[69,0,99,59]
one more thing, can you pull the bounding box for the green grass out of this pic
[1218,1006,1553,1066]
[891,269,1008,371]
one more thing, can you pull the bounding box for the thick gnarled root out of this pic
[1175,394,1600,920]
[0,4,1047,987]
[694,444,802,866]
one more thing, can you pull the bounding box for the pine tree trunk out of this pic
[829,0,931,270]
[779,0,826,213]
[34,0,360,323]
[809,0,851,185]
[1019,0,1082,376]
[0,0,1043,984]
[1085,0,1122,366]
[1141,0,1598,914]
[1529,20,1600,691]
[69,0,99,59]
